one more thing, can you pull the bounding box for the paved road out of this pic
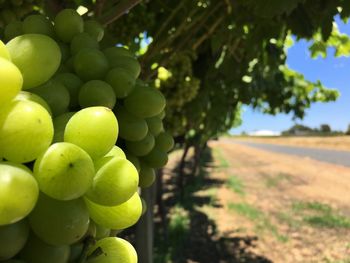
[226,140,350,167]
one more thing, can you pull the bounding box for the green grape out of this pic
[70,32,99,55]
[86,237,137,263]
[142,147,168,168]
[146,116,164,136]
[125,152,140,172]
[54,72,83,109]
[54,9,83,43]
[29,194,89,245]
[155,131,174,152]
[0,162,38,225]
[105,68,135,98]
[103,46,134,59]
[64,107,118,159]
[104,145,126,159]
[84,192,142,230]
[114,106,148,141]
[74,48,109,81]
[125,132,155,156]
[4,20,22,42]
[95,224,110,240]
[86,156,138,206]
[19,234,70,263]
[138,161,155,188]
[78,80,116,109]
[34,142,95,200]
[0,219,29,260]
[0,100,53,163]
[0,40,10,60]
[104,54,140,79]
[0,57,23,106]
[6,34,61,89]
[30,79,70,117]
[84,20,104,42]
[22,14,55,37]
[52,112,75,143]
[124,85,166,118]
[68,242,83,263]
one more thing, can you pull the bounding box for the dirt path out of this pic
[204,139,350,263]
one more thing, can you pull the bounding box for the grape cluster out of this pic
[0,8,173,263]
[0,0,41,33]
[157,53,200,135]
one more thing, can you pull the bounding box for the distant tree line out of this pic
[282,124,349,136]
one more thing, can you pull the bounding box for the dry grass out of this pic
[233,136,350,151]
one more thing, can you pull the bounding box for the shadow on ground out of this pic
[154,147,272,263]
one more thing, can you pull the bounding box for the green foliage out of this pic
[227,176,245,196]
[292,201,350,228]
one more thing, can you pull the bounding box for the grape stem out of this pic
[99,0,142,25]
[77,236,96,263]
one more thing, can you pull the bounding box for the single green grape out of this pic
[54,9,83,43]
[6,34,61,89]
[125,132,155,156]
[78,80,116,109]
[124,85,166,118]
[84,192,142,230]
[105,68,136,98]
[22,14,55,37]
[73,48,109,81]
[114,106,148,141]
[86,237,137,263]
[146,116,164,136]
[86,156,138,206]
[0,162,39,225]
[0,100,54,163]
[155,131,174,152]
[64,107,118,159]
[34,142,95,200]
[29,194,89,245]
[142,147,168,168]
[138,161,156,188]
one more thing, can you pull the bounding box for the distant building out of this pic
[248,130,281,136]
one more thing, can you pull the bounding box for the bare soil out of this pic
[158,139,350,263]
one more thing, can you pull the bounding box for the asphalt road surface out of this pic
[227,140,350,168]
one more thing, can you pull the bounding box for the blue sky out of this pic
[231,17,350,134]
